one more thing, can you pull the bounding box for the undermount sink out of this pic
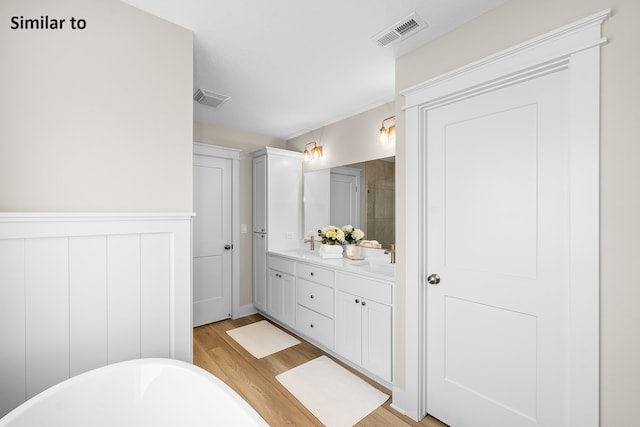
[347,260,396,278]
[279,248,319,259]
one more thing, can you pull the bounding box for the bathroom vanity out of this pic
[249,147,395,387]
[263,248,394,386]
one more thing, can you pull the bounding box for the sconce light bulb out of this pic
[388,125,396,144]
[379,126,388,145]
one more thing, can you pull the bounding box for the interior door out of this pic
[193,155,232,327]
[330,172,359,227]
[426,71,569,426]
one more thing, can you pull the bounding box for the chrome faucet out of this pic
[303,235,315,251]
[384,243,396,264]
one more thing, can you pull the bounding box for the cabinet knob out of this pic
[355,298,360,304]
[310,324,314,328]
[361,300,366,306]
[310,294,314,299]
[310,272,315,276]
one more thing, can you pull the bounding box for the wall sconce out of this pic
[379,115,396,145]
[303,141,323,161]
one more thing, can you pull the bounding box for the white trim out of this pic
[396,10,608,424]
[250,146,303,160]
[331,166,363,177]
[401,9,609,109]
[231,152,241,319]
[236,304,259,319]
[193,142,241,159]
[0,212,194,222]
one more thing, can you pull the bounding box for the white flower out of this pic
[341,225,365,244]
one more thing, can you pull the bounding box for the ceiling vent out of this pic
[193,88,230,108]
[372,13,428,47]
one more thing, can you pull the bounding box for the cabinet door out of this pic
[282,273,296,327]
[253,156,267,233]
[268,269,296,328]
[266,152,301,249]
[361,299,392,382]
[252,233,267,311]
[335,290,362,365]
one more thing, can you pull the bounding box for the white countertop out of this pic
[268,248,395,282]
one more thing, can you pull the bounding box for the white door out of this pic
[426,71,569,426]
[335,290,363,364]
[252,232,267,312]
[361,298,392,382]
[253,155,267,233]
[330,172,359,227]
[193,155,232,327]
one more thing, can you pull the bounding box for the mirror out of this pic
[304,157,395,248]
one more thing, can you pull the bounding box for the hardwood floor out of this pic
[193,313,447,426]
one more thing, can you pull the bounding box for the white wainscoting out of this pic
[0,213,193,417]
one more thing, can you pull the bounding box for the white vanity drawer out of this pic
[335,271,392,305]
[296,262,334,287]
[296,305,334,350]
[297,278,333,318]
[267,255,295,275]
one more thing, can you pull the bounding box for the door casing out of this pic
[394,10,609,425]
[193,143,241,321]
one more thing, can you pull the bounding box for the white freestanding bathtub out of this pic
[0,358,268,427]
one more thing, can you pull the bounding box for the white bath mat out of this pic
[276,356,389,427]
[226,320,300,359]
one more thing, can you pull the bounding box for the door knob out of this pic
[427,273,440,285]
[224,243,233,250]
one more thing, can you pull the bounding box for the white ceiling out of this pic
[122,0,508,140]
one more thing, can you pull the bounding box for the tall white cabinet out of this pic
[251,148,302,315]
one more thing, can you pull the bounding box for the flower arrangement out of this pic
[341,225,365,245]
[317,226,345,245]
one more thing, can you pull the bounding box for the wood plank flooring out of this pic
[193,313,447,426]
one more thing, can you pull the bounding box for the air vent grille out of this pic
[395,18,419,35]
[193,88,230,108]
[372,13,427,47]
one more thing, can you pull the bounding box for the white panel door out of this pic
[361,298,392,382]
[330,172,359,228]
[426,71,569,427]
[335,290,363,365]
[267,269,296,327]
[253,232,267,311]
[193,155,232,326]
[253,155,267,233]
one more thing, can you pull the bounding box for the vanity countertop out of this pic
[268,248,395,282]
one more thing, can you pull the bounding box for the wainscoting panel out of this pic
[69,236,108,377]
[107,234,142,364]
[0,213,193,417]
[140,233,172,358]
[25,238,70,399]
[0,239,26,414]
